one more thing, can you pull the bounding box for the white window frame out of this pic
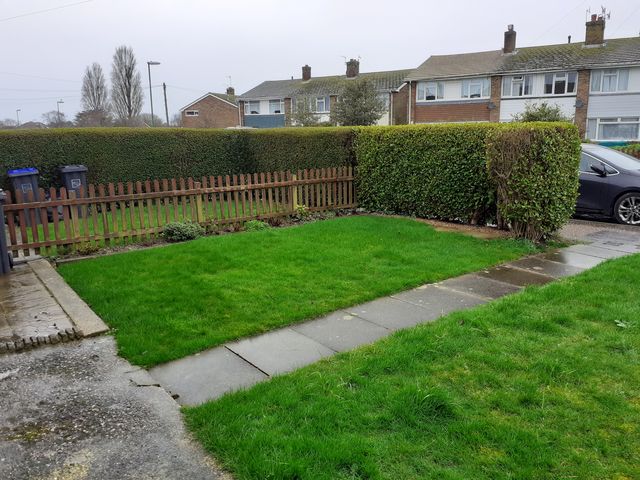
[502,75,533,97]
[461,78,490,99]
[269,99,284,114]
[184,110,199,117]
[543,71,577,96]
[416,81,444,101]
[244,101,261,115]
[315,97,328,113]
[590,68,630,93]
[587,117,640,141]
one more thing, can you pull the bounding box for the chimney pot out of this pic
[226,86,235,97]
[503,24,517,54]
[585,14,606,45]
[346,59,360,78]
[302,64,311,81]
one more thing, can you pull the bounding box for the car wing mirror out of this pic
[590,163,607,177]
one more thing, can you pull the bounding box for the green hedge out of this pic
[356,122,580,241]
[487,123,581,241]
[615,143,640,159]
[0,127,355,188]
[356,124,496,223]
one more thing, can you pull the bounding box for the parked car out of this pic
[577,144,640,225]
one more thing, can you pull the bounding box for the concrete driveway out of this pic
[0,336,226,480]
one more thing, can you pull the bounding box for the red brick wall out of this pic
[575,70,591,139]
[414,101,491,123]
[489,76,501,123]
[182,95,239,128]
[392,86,409,125]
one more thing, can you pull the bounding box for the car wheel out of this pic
[614,192,640,225]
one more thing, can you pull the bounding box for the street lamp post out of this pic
[147,61,161,126]
[16,109,20,127]
[56,99,64,126]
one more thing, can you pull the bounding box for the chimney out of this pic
[302,64,311,81]
[346,58,360,78]
[503,25,516,54]
[585,14,605,45]
[568,35,572,44]
[226,86,235,97]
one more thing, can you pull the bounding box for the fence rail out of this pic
[3,166,355,257]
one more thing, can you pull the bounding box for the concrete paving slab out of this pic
[541,250,606,269]
[509,257,585,278]
[438,274,522,299]
[292,311,390,352]
[587,241,640,254]
[345,296,437,330]
[149,347,268,405]
[393,284,488,309]
[476,265,554,287]
[564,244,629,259]
[28,259,109,337]
[226,329,335,376]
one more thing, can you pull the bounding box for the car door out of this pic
[577,152,608,213]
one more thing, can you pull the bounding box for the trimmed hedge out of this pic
[356,124,495,223]
[487,123,581,241]
[0,127,355,188]
[356,122,580,241]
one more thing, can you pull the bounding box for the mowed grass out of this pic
[185,254,640,480]
[58,216,534,367]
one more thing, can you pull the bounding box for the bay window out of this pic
[244,101,260,115]
[544,72,577,95]
[269,99,284,114]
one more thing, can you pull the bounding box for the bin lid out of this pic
[59,165,88,173]
[8,167,39,177]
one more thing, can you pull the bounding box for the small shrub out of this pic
[163,221,204,242]
[75,242,100,256]
[244,220,270,232]
[267,216,284,227]
[293,204,310,220]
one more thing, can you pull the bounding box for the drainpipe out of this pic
[408,82,413,124]
[0,189,12,275]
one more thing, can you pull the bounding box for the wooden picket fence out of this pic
[3,166,356,257]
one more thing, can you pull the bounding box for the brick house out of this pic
[405,15,640,142]
[180,88,240,128]
[238,60,411,128]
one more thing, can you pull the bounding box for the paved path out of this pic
[150,222,640,406]
[0,336,226,480]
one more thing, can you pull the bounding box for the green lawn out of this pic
[184,254,640,480]
[58,216,535,367]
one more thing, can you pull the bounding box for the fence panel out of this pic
[3,167,356,257]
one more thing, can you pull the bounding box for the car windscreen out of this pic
[589,147,640,171]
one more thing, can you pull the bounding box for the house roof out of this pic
[239,69,412,100]
[180,92,238,112]
[406,36,640,81]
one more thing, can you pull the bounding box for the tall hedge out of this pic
[0,127,355,188]
[356,122,580,241]
[355,124,496,223]
[486,123,581,241]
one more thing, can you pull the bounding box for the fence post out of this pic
[194,181,205,224]
[291,172,298,211]
[0,190,12,275]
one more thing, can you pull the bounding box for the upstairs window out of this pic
[502,75,533,97]
[269,99,284,114]
[461,78,490,99]
[417,81,444,101]
[184,110,199,117]
[244,101,260,115]
[544,72,577,95]
[591,69,629,93]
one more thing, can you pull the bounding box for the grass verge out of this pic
[184,253,640,480]
[58,215,534,366]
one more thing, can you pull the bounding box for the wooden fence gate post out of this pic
[291,172,298,211]
[194,182,205,223]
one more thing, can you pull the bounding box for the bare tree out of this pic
[110,46,143,124]
[0,118,17,129]
[81,63,109,111]
[42,110,72,128]
[170,113,183,127]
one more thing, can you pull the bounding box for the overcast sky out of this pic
[1,0,639,123]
